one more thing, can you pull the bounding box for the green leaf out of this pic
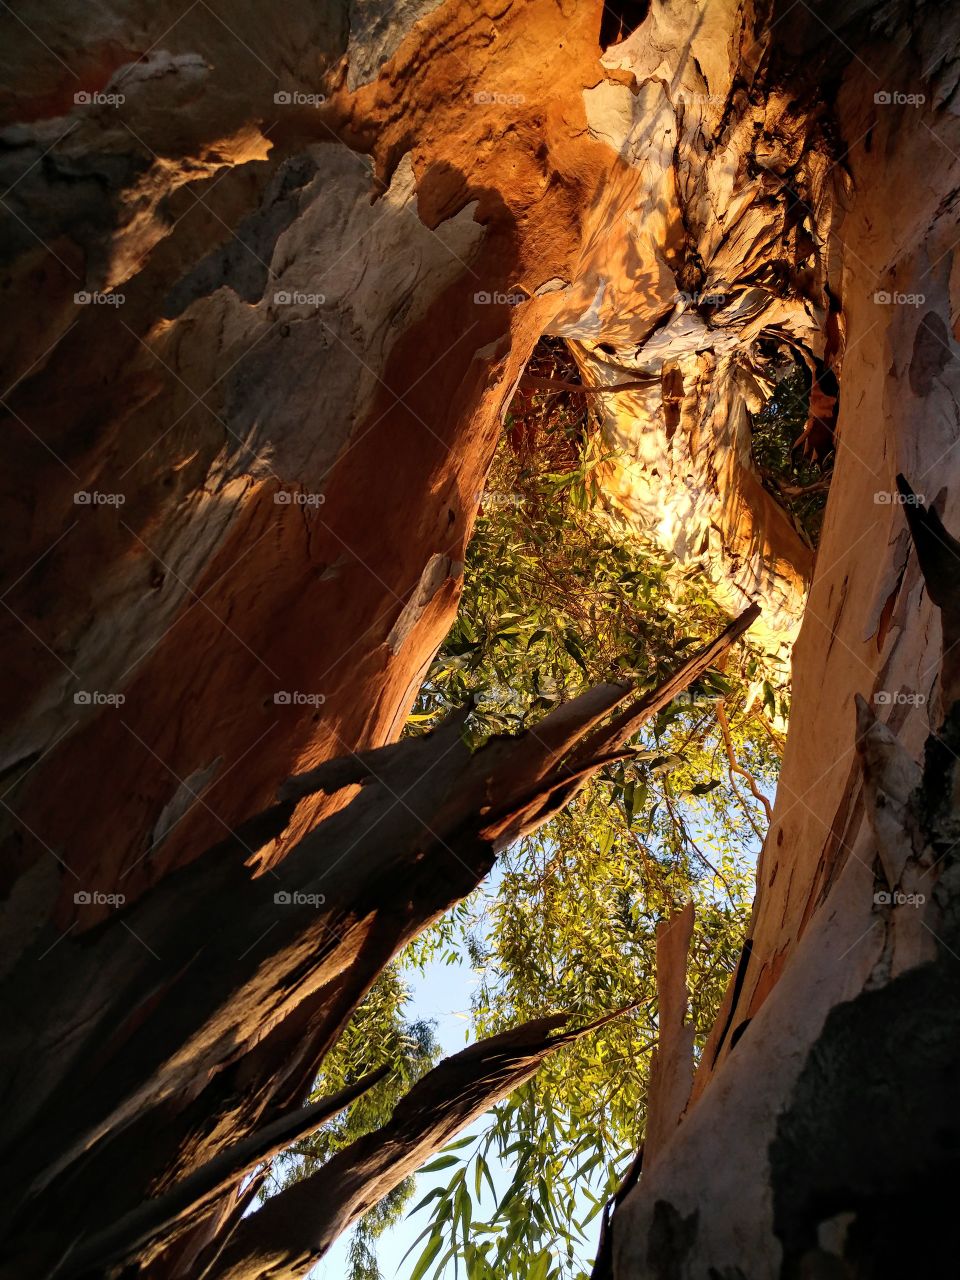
[409,1185,447,1215]
[443,1135,478,1151]
[410,1231,445,1280]
[528,1252,551,1280]
[419,1154,462,1174]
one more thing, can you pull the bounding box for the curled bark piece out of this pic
[643,902,696,1168]
[519,374,659,394]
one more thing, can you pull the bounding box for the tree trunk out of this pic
[590,2,960,1276]
[2,0,959,1276]
[0,612,756,1276]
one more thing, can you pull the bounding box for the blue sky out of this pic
[311,948,490,1280]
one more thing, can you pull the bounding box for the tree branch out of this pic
[59,1068,391,1279]
[715,700,774,824]
[202,1009,640,1280]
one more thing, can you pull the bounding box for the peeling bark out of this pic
[203,1010,635,1280]
[0,611,757,1276]
[4,0,960,1275]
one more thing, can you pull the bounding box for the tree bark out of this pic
[0,611,757,1276]
[3,0,960,1275]
[202,1010,636,1280]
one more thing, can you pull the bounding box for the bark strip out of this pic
[0,608,759,1276]
[203,1009,639,1280]
[59,1067,391,1279]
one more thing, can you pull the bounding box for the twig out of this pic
[750,705,786,755]
[778,474,832,496]
[661,785,736,902]
[715,701,774,824]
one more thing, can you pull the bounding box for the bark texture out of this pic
[601,2,960,1276]
[3,0,960,1276]
[204,1011,629,1280]
[0,606,756,1276]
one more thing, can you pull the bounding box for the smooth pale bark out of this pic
[597,7,960,1264]
[611,507,960,1276]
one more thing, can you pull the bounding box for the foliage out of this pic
[749,358,833,547]
[403,787,755,1279]
[396,341,784,1277]
[274,338,787,1279]
[410,358,729,740]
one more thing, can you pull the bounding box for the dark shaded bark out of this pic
[58,1068,391,1280]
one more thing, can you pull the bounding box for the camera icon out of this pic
[74,690,92,704]
[274,90,292,105]
[873,290,891,304]
[74,91,92,105]
[274,491,292,504]
[874,90,891,105]
[74,890,92,904]
[873,690,892,705]
[73,490,92,504]
[273,290,291,305]
[274,691,292,704]
[273,890,292,904]
[74,291,91,305]
[873,890,892,904]
[473,291,491,304]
